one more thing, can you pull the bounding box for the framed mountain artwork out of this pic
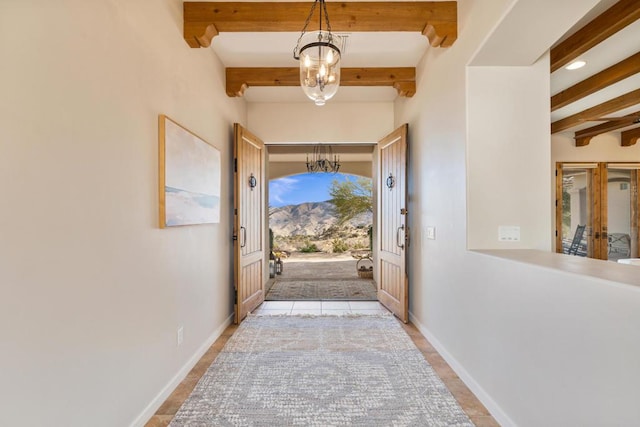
[158,115,221,227]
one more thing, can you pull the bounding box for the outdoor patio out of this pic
[265,252,377,301]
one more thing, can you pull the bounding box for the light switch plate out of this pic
[498,226,520,242]
[426,226,436,240]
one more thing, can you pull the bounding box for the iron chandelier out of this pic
[306,145,340,173]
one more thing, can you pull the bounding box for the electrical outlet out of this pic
[177,326,184,346]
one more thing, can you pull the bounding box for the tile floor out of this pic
[145,302,500,427]
[253,300,389,316]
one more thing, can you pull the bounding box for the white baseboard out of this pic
[130,313,234,427]
[408,312,516,427]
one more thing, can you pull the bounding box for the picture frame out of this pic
[158,115,221,227]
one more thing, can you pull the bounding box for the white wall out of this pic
[553,132,640,161]
[0,1,245,426]
[467,62,552,250]
[248,102,394,143]
[395,0,640,425]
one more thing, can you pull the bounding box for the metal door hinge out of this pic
[400,208,408,215]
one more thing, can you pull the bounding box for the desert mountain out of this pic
[269,201,372,236]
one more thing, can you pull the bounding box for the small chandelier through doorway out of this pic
[293,0,341,106]
[306,145,340,173]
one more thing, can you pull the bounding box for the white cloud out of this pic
[269,177,299,206]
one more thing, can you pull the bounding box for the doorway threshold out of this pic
[253,300,387,316]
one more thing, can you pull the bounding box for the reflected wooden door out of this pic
[377,124,409,323]
[233,124,265,323]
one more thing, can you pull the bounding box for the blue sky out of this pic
[269,173,355,207]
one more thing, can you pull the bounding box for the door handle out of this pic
[397,224,405,249]
[240,226,247,248]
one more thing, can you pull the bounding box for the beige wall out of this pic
[248,102,394,143]
[553,132,640,161]
[0,1,245,426]
[268,161,373,179]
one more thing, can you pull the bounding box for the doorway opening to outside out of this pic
[266,172,375,300]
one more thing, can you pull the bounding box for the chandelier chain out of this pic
[293,0,319,59]
[321,0,333,40]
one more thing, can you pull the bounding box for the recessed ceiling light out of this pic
[565,60,586,70]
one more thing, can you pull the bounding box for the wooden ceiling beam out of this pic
[552,51,640,111]
[226,67,416,97]
[621,126,640,147]
[184,2,457,48]
[573,110,640,146]
[551,88,640,134]
[550,0,640,72]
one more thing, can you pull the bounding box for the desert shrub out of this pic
[353,242,367,250]
[300,241,320,253]
[332,238,349,253]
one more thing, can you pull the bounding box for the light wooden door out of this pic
[555,162,640,260]
[377,124,409,323]
[233,124,265,323]
[556,163,605,258]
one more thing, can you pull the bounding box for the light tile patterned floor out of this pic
[145,303,500,427]
[253,300,389,316]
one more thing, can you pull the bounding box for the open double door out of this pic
[233,124,409,323]
[556,162,640,260]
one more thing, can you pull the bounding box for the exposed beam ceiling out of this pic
[551,51,640,111]
[551,88,640,134]
[184,1,458,48]
[621,126,640,147]
[573,111,640,146]
[226,67,416,97]
[550,0,640,72]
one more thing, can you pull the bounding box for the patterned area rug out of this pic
[265,279,377,301]
[169,316,473,427]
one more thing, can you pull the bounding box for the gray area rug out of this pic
[169,315,473,427]
[265,279,378,301]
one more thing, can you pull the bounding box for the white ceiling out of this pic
[207,0,639,134]
[208,2,432,103]
[550,19,640,124]
[211,31,429,103]
[212,32,429,68]
[550,0,640,133]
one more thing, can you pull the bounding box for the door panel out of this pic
[556,163,598,258]
[556,162,640,261]
[234,124,265,324]
[377,124,408,323]
[606,165,640,260]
